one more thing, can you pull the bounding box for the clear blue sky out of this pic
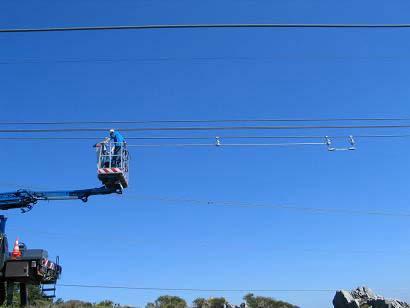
[1,1,410,307]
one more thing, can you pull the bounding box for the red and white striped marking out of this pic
[98,168,122,174]
[42,259,49,267]
[41,258,56,270]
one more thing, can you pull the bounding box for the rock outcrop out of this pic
[333,286,410,308]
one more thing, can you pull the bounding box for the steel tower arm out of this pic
[0,186,120,212]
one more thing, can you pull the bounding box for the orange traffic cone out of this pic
[11,238,21,258]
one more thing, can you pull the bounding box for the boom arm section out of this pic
[0,186,120,212]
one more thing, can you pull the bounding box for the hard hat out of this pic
[109,129,115,134]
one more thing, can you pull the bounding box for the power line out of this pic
[5,177,410,218]
[58,284,337,292]
[2,56,410,65]
[1,124,410,133]
[124,134,410,147]
[0,137,102,140]
[0,118,409,125]
[2,55,410,65]
[3,176,408,218]
[57,284,410,293]
[2,23,410,34]
[130,195,410,218]
[0,134,410,141]
[127,142,325,148]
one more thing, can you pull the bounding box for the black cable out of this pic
[1,55,410,65]
[0,118,409,125]
[2,179,408,217]
[2,23,410,33]
[57,284,410,293]
[127,142,325,147]
[0,134,409,140]
[130,195,410,218]
[1,124,410,133]
[58,284,337,292]
[3,178,408,217]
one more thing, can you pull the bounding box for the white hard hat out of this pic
[109,129,115,133]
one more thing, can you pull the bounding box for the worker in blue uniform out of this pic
[109,129,126,167]
[109,129,125,145]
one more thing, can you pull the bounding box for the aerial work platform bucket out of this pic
[96,142,129,189]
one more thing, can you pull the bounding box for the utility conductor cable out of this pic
[57,284,410,293]
[3,23,410,33]
[129,195,410,218]
[1,178,409,218]
[0,118,409,125]
[127,142,325,147]
[2,124,410,133]
[1,55,410,65]
[1,134,410,141]
[57,284,337,292]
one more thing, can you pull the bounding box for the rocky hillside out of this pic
[333,286,410,308]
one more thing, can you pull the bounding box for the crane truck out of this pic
[0,136,129,305]
[0,215,62,306]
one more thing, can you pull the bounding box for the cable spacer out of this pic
[348,135,356,150]
[325,135,356,152]
[325,136,335,151]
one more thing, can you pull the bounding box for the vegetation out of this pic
[0,287,299,308]
[53,299,130,307]
[192,294,299,308]
[0,285,130,307]
[146,295,187,308]
[193,297,228,308]
[55,293,299,308]
[243,293,299,308]
[192,298,207,307]
[207,297,227,308]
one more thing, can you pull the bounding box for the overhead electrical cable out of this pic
[0,134,410,141]
[130,195,410,218]
[2,178,408,217]
[57,284,409,292]
[1,55,410,65]
[127,142,325,147]
[2,179,410,218]
[0,118,409,125]
[57,284,338,292]
[2,124,410,133]
[2,23,410,34]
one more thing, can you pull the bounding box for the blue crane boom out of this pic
[0,186,120,212]
[0,130,129,212]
